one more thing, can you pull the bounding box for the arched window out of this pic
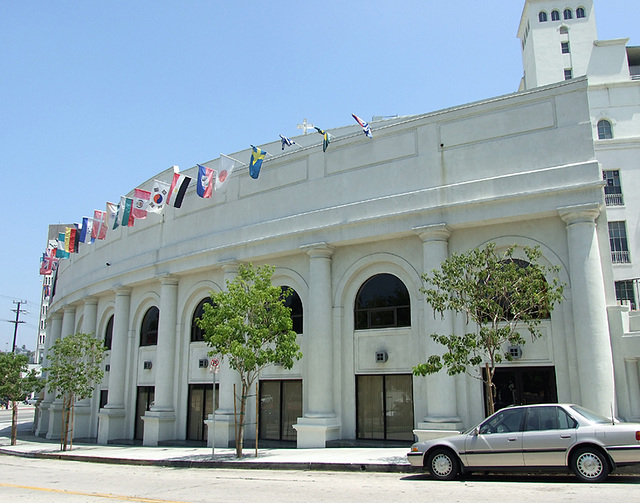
[140,306,159,346]
[355,274,410,330]
[538,11,548,22]
[281,286,303,334]
[559,26,569,34]
[191,298,213,342]
[597,119,613,140]
[551,10,560,21]
[564,9,573,20]
[104,315,114,350]
[576,7,586,18]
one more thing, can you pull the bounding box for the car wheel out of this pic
[427,448,459,481]
[571,447,609,483]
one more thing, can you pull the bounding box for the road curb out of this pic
[0,447,417,473]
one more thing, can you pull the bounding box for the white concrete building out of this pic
[35,1,640,448]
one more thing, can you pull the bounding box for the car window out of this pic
[479,408,525,434]
[557,407,578,429]
[570,405,611,424]
[526,406,578,431]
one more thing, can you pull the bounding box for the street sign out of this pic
[208,357,220,374]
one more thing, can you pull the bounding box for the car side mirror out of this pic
[472,427,479,436]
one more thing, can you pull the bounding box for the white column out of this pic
[143,275,179,446]
[75,298,99,439]
[213,261,242,448]
[35,311,63,437]
[559,204,616,416]
[98,288,130,444]
[47,305,76,440]
[414,224,462,435]
[293,243,339,448]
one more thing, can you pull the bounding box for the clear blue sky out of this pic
[1,0,638,353]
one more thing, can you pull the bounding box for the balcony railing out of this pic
[631,66,640,80]
[605,193,624,206]
[612,250,631,264]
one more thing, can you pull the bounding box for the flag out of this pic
[92,210,108,240]
[40,248,59,275]
[106,202,119,230]
[168,167,191,208]
[65,226,79,253]
[216,154,235,191]
[115,196,135,227]
[352,114,373,138]
[79,217,95,244]
[50,262,59,299]
[196,164,215,198]
[249,145,267,179]
[56,233,70,259]
[132,188,151,219]
[280,135,296,150]
[148,180,170,213]
[314,126,331,152]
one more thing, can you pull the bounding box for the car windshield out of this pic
[570,405,612,424]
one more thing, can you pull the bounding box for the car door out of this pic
[523,406,577,467]
[464,408,526,468]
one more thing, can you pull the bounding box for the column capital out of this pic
[62,304,77,314]
[558,203,601,226]
[83,296,98,307]
[301,242,334,259]
[158,274,179,287]
[413,223,451,243]
[114,286,131,297]
[219,260,241,274]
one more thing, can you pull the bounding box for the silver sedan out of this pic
[408,403,640,482]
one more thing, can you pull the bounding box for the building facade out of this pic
[35,1,640,448]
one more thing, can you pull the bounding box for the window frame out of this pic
[104,314,114,350]
[140,306,159,347]
[281,286,303,335]
[608,221,631,264]
[564,9,573,20]
[597,119,613,140]
[538,11,548,23]
[576,7,586,19]
[551,10,561,21]
[561,41,570,54]
[564,68,573,80]
[191,298,213,343]
[354,273,411,330]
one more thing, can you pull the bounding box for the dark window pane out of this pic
[140,307,159,346]
[191,298,213,342]
[282,286,303,335]
[354,274,410,330]
[104,315,113,350]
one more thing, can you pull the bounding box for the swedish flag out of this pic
[314,126,331,152]
[249,145,267,179]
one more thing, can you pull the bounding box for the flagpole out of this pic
[220,153,246,167]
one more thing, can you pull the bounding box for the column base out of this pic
[413,416,463,443]
[72,403,92,440]
[97,406,126,444]
[35,401,51,437]
[210,411,237,448]
[45,401,64,440]
[293,416,340,448]
[141,410,176,446]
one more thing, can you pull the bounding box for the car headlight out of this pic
[411,446,419,452]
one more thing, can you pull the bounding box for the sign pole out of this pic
[209,357,220,457]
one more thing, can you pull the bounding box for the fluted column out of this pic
[75,298,99,439]
[46,305,76,439]
[35,311,63,437]
[414,224,462,433]
[293,243,339,447]
[559,204,616,416]
[98,287,130,443]
[213,261,241,448]
[143,275,179,446]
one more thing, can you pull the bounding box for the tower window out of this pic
[609,221,631,264]
[603,170,624,206]
[564,9,573,20]
[597,119,613,140]
[559,26,569,34]
[576,7,586,19]
[551,10,560,21]
[564,68,573,80]
[539,11,548,22]
[561,42,570,54]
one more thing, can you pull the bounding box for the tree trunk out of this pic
[485,363,495,416]
[235,382,248,458]
[10,401,18,445]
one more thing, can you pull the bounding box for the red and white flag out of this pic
[132,188,151,219]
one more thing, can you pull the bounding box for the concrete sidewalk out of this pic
[0,436,413,472]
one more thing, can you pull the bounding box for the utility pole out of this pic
[10,300,27,353]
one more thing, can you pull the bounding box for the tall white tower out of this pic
[518,1,598,90]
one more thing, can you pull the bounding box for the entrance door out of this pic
[488,367,557,413]
[259,380,302,442]
[187,383,219,442]
[134,386,154,441]
[356,374,414,441]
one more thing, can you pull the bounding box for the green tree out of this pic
[197,263,302,457]
[45,332,106,451]
[0,352,42,445]
[413,244,564,416]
